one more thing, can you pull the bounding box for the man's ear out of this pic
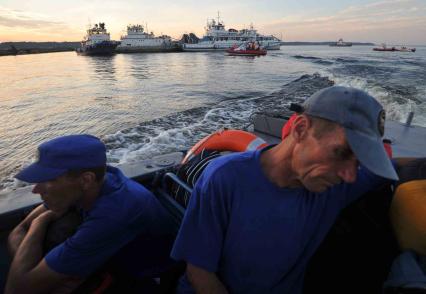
[291,115,311,142]
[80,172,97,190]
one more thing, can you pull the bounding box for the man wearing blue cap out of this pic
[6,134,174,293]
[171,86,399,294]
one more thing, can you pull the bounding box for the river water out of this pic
[1,45,425,192]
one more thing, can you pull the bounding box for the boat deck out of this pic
[1,116,425,230]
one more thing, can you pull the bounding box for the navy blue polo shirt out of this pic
[45,166,173,277]
[171,147,389,293]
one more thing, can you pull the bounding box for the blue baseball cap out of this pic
[302,86,398,180]
[15,134,107,183]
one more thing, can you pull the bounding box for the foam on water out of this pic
[104,74,331,165]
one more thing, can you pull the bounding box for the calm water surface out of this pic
[1,45,426,191]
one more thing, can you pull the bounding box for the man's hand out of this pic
[5,209,73,294]
[187,263,228,294]
[7,204,47,257]
[31,210,60,227]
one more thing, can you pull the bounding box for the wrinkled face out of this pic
[293,126,358,193]
[32,173,83,214]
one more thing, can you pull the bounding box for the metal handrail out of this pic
[162,172,193,194]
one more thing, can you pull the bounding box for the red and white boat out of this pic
[226,42,267,56]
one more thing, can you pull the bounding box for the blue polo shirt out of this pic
[45,166,173,277]
[171,148,390,293]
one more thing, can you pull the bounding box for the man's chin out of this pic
[306,183,331,193]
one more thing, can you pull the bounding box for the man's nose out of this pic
[337,159,358,183]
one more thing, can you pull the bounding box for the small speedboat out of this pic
[398,46,416,52]
[226,42,267,56]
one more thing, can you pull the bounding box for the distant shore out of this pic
[0,42,79,56]
[0,41,376,56]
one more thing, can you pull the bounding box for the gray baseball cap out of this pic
[302,86,398,180]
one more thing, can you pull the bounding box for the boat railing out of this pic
[405,111,415,127]
[162,172,193,195]
[150,172,187,231]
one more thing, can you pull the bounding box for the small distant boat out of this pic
[373,44,416,52]
[373,44,396,52]
[226,42,267,56]
[329,38,352,47]
[76,23,119,56]
[398,46,416,52]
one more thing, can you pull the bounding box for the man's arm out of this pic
[171,160,233,293]
[5,210,81,294]
[7,204,47,257]
[187,263,228,294]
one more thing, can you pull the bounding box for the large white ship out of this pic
[183,16,281,52]
[116,24,180,53]
[76,23,119,55]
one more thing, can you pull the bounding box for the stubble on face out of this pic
[294,127,355,192]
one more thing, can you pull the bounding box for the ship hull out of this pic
[76,41,119,56]
[116,44,181,53]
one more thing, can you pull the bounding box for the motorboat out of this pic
[226,42,267,56]
[398,46,416,52]
[1,112,425,293]
[76,23,119,56]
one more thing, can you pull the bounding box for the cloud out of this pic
[260,0,426,44]
[0,6,64,28]
[0,6,82,41]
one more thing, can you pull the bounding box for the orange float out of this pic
[182,129,268,164]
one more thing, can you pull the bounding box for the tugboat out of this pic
[76,23,119,56]
[116,24,180,53]
[226,41,267,56]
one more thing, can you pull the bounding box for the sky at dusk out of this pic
[0,0,425,45]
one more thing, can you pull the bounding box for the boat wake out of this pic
[104,73,333,165]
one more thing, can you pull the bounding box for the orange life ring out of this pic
[182,129,268,164]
